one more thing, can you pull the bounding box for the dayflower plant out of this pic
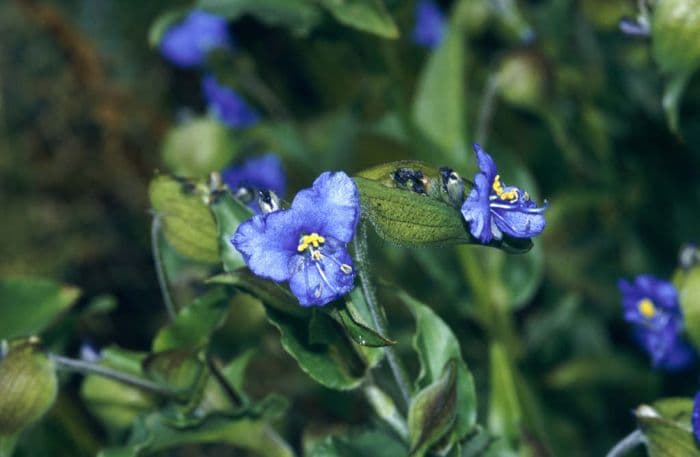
[160,10,230,68]
[618,274,695,371]
[231,171,359,306]
[461,144,548,244]
[412,0,446,49]
[202,75,258,129]
[222,154,286,214]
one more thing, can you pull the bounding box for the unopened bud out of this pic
[258,190,282,214]
[0,338,58,435]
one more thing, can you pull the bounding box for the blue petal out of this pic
[160,10,229,68]
[412,0,446,49]
[222,153,286,197]
[635,275,679,311]
[491,205,546,238]
[656,338,695,371]
[290,172,360,243]
[460,173,492,243]
[693,392,700,444]
[202,75,258,129]
[473,144,498,182]
[288,247,355,307]
[230,210,300,282]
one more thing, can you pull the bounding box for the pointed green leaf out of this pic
[400,292,477,443]
[149,175,220,263]
[487,342,521,447]
[319,0,399,39]
[636,402,700,457]
[408,359,459,456]
[0,278,80,340]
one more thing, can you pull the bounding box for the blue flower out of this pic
[461,144,547,244]
[693,391,700,444]
[222,154,286,214]
[160,10,230,68]
[619,275,695,371]
[412,0,446,49]
[202,75,258,129]
[231,172,359,306]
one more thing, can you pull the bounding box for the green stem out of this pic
[475,74,500,146]
[50,354,180,400]
[151,215,177,320]
[355,222,412,410]
[605,430,644,457]
[0,435,18,457]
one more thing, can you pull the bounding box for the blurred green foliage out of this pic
[1,0,700,456]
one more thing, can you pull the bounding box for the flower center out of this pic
[297,233,325,252]
[637,298,656,318]
[492,175,519,202]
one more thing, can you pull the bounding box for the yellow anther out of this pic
[638,298,656,318]
[311,250,324,261]
[492,175,518,202]
[297,233,326,252]
[492,175,504,196]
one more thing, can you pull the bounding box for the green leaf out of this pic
[408,359,459,457]
[0,278,81,340]
[152,288,230,352]
[99,412,294,457]
[487,342,521,448]
[149,175,220,263]
[676,265,700,350]
[412,3,467,167]
[265,307,367,390]
[160,117,237,178]
[209,190,254,272]
[147,7,189,48]
[400,292,477,443]
[196,0,321,36]
[331,289,395,348]
[319,0,399,39]
[636,402,700,457]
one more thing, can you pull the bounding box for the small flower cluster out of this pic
[618,275,695,371]
[230,145,548,307]
[160,10,257,129]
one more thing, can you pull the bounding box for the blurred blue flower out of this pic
[160,10,230,68]
[619,275,695,371]
[222,154,286,214]
[461,144,547,244]
[202,75,258,129]
[231,172,359,306]
[693,392,700,444]
[412,0,446,49]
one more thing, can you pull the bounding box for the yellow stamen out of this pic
[297,233,326,252]
[311,250,324,261]
[638,298,656,318]
[492,175,518,202]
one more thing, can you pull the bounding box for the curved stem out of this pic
[0,435,17,457]
[50,354,179,400]
[605,430,644,457]
[475,74,500,147]
[151,215,177,320]
[355,222,412,410]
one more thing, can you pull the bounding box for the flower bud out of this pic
[652,0,700,77]
[161,116,236,178]
[497,51,550,111]
[0,338,58,435]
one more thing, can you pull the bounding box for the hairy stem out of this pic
[50,354,179,400]
[151,215,177,320]
[355,222,412,410]
[605,430,644,457]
